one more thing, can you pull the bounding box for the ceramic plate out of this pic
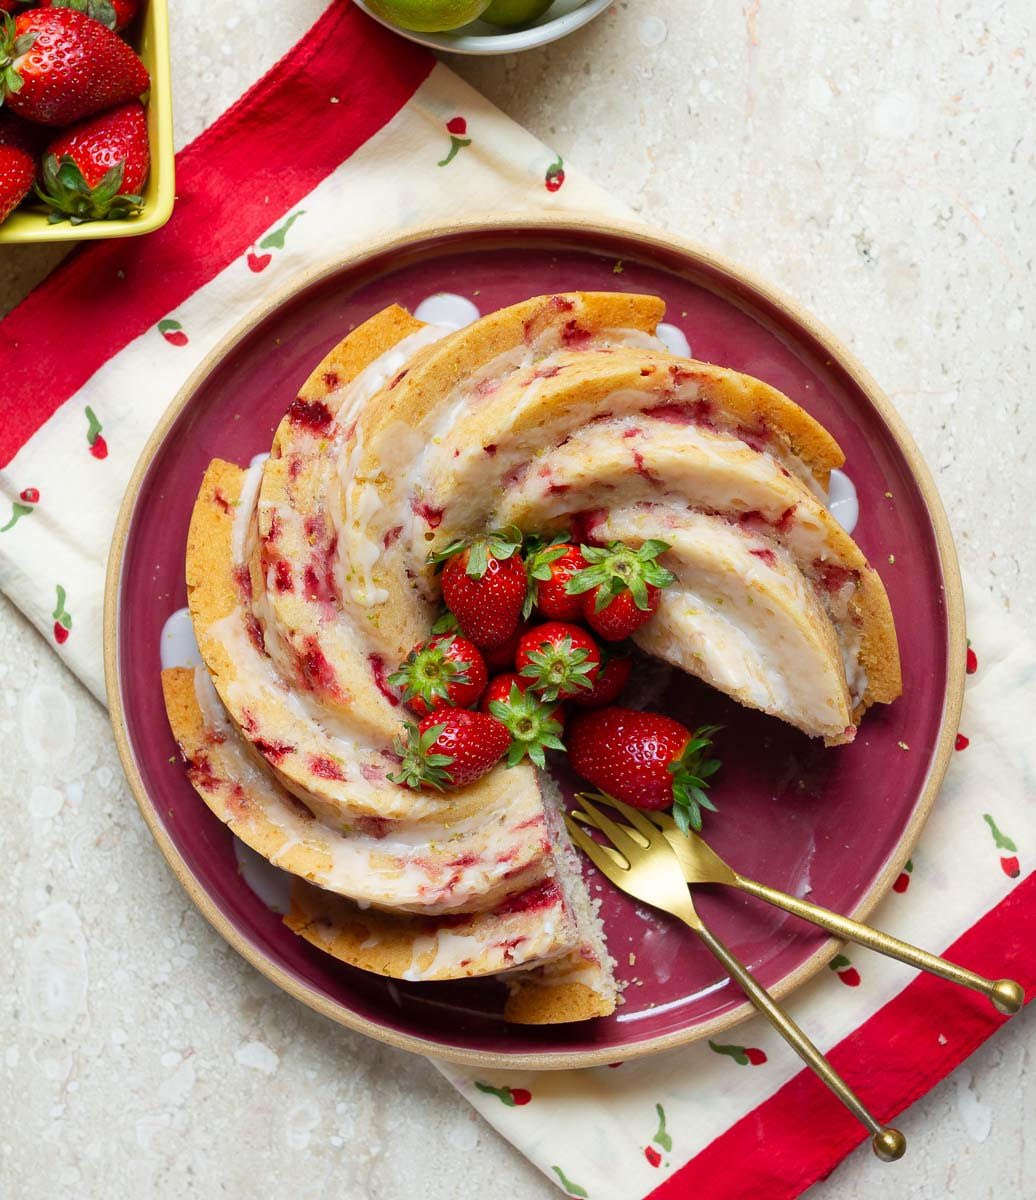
[352,0,613,56]
[105,217,964,1068]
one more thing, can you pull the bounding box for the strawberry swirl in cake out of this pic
[161,291,901,1023]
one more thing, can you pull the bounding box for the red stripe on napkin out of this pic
[0,0,432,469]
[650,871,1035,1200]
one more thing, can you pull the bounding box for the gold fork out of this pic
[564,795,907,1162]
[583,793,1024,1017]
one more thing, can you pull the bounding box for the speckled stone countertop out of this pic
[2,2,1033,1197]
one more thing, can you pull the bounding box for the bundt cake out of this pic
[161,291,901,1023]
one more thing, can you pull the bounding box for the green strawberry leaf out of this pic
[259,210,305,251]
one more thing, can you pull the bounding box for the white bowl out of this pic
[354,0,613,55]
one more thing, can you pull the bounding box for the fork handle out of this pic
[693,922,906,1161]
[733,875,1024,1016]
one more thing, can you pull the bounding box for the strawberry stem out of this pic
[567,539,674,612]
[387,721,453,791]
[489,684,565,768]
[429,527,522,579]
[388,636,470,711]
[669,724,722,833]
[519,635,595,702]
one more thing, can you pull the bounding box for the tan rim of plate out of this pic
[104,213,966,1071]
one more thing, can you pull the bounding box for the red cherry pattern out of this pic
[709,1039,767,1066]
[1,486,39,533]
[892,857,914,893]
[545,154,565,192]
[829,953,860,986]
[983,814,1020,880]
[1002,856,1021,879]
[474,1081,531,1107]
[85,405,107,458]
[438,116,471,167]
[244,211,304,273]
[158,317,188,346]
[51,583,72,645]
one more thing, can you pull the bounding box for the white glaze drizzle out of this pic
[826,468,860,534]
[412,293,480,331]
[655,322,692,357]
[233,838,292,914]
[159,607,203,670]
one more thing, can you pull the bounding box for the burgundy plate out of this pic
[105,220,963,1068]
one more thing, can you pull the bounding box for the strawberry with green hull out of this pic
[565,539,675,641]
[388,634,487,718]
[487,681,565,768]
[570,648,631,708]
[40,0,141,33]
[37,100,148,224]
[516,621,601,703]
[523,535,587,622]
[480,671,529,710]
[0,113,32,221]
[389,708,509,790]
[568,706,721,832]
[431,527,527,649]
[0,9,149,126]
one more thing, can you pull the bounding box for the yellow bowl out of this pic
[0,0,174,244]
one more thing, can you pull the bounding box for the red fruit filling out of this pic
[287,397,334,433]
[495,878,561,916]
[368,654,401,706]
[410,497,445,528]
[309,755,347,782]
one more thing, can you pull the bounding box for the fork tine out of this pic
[601,795,672,845]
[571,803,651,850]
[576,796,646,860]
[564,812,630,869]
[578,792,671,846]
[644,807,679,834]
[563,814,630,878]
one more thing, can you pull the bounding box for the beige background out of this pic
[2,1,1033,1196]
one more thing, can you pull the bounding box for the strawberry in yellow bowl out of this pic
[0,0,172,242]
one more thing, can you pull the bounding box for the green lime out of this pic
[481,0,553,26]
[365,0,492,32]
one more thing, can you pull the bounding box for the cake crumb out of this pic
[884,491,893,499]
[898,741,910,751]
[613,259,624,274]
[888,554,896,564]
[628,952,636,966]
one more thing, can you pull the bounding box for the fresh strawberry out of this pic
[486,680,565,768]
[0,106,36,151]
[523,535,587,621]
[566,539,675,641]
[432,527,527,649]
[481,622,525,671]
[571,650,632,708]
[0,9,149,126]
[388,634,487,719]
[37,100,148,224]
[39,0,141,33]
[389,708,509,790]
[0,128,31,222]
[568,706,721,831]
[480,671,530,712]
[516,621,601,703]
